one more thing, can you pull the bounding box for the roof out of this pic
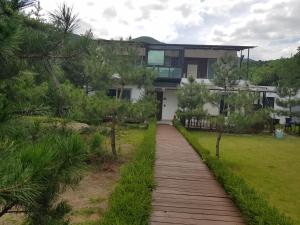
[97,36,255,51]
[144,43,255,51]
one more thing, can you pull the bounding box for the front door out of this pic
[156,92,163,120]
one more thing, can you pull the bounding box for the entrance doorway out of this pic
[156,92,163,120]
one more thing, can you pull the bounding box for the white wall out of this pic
[124,85,144,102]
[204,103,219,116]
[162,89,178,121]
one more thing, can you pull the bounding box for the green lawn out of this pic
[189,131,300,224]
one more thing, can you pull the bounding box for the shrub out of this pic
[87,132,111,164]
[174,121,295,225]
[0,133,87,224]
[100,122,156,225]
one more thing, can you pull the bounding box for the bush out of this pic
[100,122,156,225]
[124,96,156,123]
[90,133,104,152]
[173,120,295,225]
[0,133,87,224]
[87,132,111,164]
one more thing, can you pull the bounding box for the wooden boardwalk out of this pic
[150,125,245,225]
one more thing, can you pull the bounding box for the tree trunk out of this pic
[216,131,223,159]
[118,85,124,100]
[110,112,117,159]
[84,73,89,95]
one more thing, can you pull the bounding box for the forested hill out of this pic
[248,52,300,87]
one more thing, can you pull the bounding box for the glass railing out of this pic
[147,66,182,79]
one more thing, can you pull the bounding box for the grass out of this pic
[63,127,149,225]
[0,117,149,225]
[189,131,300,224]
[100,122,156,225]
[174,122,296,225]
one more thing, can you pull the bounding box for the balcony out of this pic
[147,66,182,79]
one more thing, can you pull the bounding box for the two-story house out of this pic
[102,36,296,124]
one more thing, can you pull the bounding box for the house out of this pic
[102,36,296,124]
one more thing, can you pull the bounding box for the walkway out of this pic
[150,125,245,225]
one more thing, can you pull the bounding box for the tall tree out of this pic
[212,55,269,159]
[276,57,300,118]
[92,41,156,158]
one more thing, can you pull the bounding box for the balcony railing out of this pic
[147,66,182,79]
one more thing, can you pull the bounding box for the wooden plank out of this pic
[150,125,246,225]
[152,205,242,217]
[154,189,229,199]
[151,216,245,225]
[152,211,244,222]
[152,200,239,212]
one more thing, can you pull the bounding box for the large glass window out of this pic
[147,50,164,66]
[208,58,217,79]
[147,49,182,78]
[108,89,131,100]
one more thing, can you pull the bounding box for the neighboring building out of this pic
[101,36,298,124]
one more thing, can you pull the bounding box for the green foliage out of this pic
[100,122,156,225]
[274,57,300,117]
[0,94,10,122]
[177,76,209,124]
[211,55,271,157]
[87,132,109,164]
[45,80,87,118]
[213,55,241,89]
[0,132,87,224]
[174,122,295,225]
[90,133,104,152]
[0,71,49,115]
[125,95,156,123]
[249,60,280,86]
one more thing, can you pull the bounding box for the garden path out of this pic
[150,124,246,225]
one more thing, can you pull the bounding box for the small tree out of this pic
[276,58,300,119]
[177,76,209,127]
[106,42,156,158]
[212,55,269,159]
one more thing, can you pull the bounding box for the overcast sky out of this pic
[38,0,300,60]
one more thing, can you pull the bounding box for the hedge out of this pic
[100,122,156,225]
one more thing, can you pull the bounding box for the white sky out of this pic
[37,0,300,60]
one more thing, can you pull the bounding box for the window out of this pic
[198,59,208,78]
[147,49,182,78]
[108,89,131,100]
[147,50,164,65]
[265,97,275,108]
[208,58,217,79]
[164,50,180,67]
[187,64,198,79]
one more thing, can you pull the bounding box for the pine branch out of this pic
[0,202,16,217]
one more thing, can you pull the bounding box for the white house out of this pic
[104,37,298,124]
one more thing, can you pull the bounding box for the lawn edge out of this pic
[173,120,295,225]
[100,122,156,225]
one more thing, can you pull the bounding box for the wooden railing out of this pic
[183,117,218,130]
